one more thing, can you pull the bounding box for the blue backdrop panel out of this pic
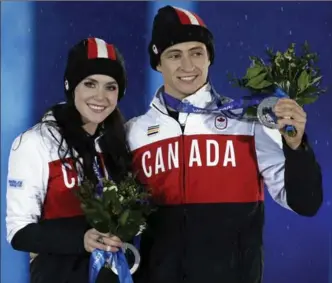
[32,1,149,122]
[1,2,35,283]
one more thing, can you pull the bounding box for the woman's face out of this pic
[74,74,119,125]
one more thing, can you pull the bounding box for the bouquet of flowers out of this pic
[75,173,155,283]
[228,41,327,129]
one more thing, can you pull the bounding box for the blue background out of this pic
[1,1,331,283]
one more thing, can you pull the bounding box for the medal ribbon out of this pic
[89,155,136,283]
[163,86,295,133]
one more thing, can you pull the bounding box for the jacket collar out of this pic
[150,83,214,114]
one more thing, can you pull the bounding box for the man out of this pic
[126,5,323,283]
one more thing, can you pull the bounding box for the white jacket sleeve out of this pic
[6,130,48,243]
[254,123,292,211]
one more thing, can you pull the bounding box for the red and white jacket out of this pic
[5,115,103,244]
[125,83,292,209]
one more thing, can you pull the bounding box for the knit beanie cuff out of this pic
[148,6,215,70]
[64,38,126,100]
[64,59,125,98]
[149,24,214,70]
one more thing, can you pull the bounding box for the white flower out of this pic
[103,185,118,192]
[119,195,124,202]
[136,224,146,235]
[284,54,292,60]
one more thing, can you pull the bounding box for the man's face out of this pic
[157,41,210,99]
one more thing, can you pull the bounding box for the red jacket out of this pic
[126,84,323,283]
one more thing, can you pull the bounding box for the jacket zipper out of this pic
[151,104,187,203]
[152,104,188,280]
[180,128,185,203]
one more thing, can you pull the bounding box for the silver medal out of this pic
[257,96,279,129]
[110,242,141,275]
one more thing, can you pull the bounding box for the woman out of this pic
[6,37,131,283]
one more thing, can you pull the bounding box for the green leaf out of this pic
[245,72,265,87]
[284,43,296,60]
[288,42,296,50]
[274,51,282,63]
[73,173,156,243]
[85,210,110,233]
[116,223,141,242]
[255,80,273,89]
[118,209,130,226]
[297,85,327,98]
[244,66,266,79]
[81,206,98,215]
[246,72,273,89]
[89,198,106,212]
[296,95,319,106]
[102,189,117,207]
[127,210,143,225]
[108,217,118,235]
[111,200,122,216]
[227,41,325,107]
[297,70,310,92]
[297,85,319,96]
[310,76,322,86]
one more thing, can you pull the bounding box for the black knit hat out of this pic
[64,37,126,100]
[148,5,215,70]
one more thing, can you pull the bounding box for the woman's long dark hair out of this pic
[42,100,132,185]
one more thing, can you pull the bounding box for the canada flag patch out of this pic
[215,115,227,130]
